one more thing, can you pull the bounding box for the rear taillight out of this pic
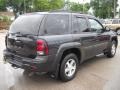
[36,40,49,56]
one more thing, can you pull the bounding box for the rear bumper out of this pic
[3,49,56,72]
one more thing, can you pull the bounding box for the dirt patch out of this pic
[0,21,10,30]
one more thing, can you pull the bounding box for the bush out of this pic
[0,15,10,22]
[0,16,11,30]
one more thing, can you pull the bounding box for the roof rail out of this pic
[49,9,86,14]
[49,9,71,12]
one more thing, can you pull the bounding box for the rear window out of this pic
[9,14,44,35]
[43,14,69,35]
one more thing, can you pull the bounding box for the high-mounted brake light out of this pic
[36,40,49,55]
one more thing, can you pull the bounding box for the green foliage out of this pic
[0,0,6,11]
[7,0,26,12]
[0,15,10,22]
[70,3,83,12]
[90,0,118,18]
[49,0,64,10]
[6,0,64,17]
[2,16,9,22]
[70,2,90,13]
[33,0,50,11]
[33,0,64,11]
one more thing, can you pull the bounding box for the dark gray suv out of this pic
[4,11,118,82]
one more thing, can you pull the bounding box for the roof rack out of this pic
[49,9,86,14]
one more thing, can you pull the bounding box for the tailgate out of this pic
[6,33,37,58]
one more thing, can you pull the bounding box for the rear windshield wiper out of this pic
[16,34,33,37]
[9,32,36,38]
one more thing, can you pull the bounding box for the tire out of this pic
[60,53,79,82]
[105,40,117,58]
[117,29,120,35]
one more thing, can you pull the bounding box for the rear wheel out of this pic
[60,53,78,82]
[105,40,117,58]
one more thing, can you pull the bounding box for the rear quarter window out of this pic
[43,14,69,35]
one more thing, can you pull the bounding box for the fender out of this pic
[109,31,118,44]
[51,42,82,71]
[106,31,118,51]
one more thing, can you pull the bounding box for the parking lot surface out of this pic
[0,31,120,90]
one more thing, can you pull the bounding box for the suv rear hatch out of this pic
[6,14,44,58]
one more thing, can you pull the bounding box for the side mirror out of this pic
[105,26,110,31]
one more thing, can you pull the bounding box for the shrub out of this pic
[0,16,11,30]
[0,15,10,22]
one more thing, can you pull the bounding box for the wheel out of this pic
[117,29,120,35]
[60,53,78,82]
[105,40,117,58]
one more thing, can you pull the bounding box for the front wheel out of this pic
[117,29,120,35]
[105,40,117,58]
[60,53,79,82]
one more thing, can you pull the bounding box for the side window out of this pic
[72,16,79,33]
[72,16,89,33]
[119,20,120,24]
[77,18,89,32]
[44,14,69,35]
[89,19,103,32]
[112,20,118,24]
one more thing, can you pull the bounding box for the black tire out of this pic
[105,40,117,58]
[117,29,120,35]
[60,53,79,82]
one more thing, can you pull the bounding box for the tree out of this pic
[70,2,83,12]
[33,0,64,11]
[49,0,64,10]
[6,0,64,18]
[33,0,50,11]
[90,0,118,18]
[70,2,90,13]
[0,0,6,11]
[7,0,34,18]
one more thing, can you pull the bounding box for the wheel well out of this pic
[61,48,81,64]
[116,28,120,31]
[112,37,118,46]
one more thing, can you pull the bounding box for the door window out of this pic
[72,16,89,33]
[89,19,103,32]
[78,18,89,32]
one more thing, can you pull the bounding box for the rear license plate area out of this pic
[5,55,23,66]
[12,56,22,66]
